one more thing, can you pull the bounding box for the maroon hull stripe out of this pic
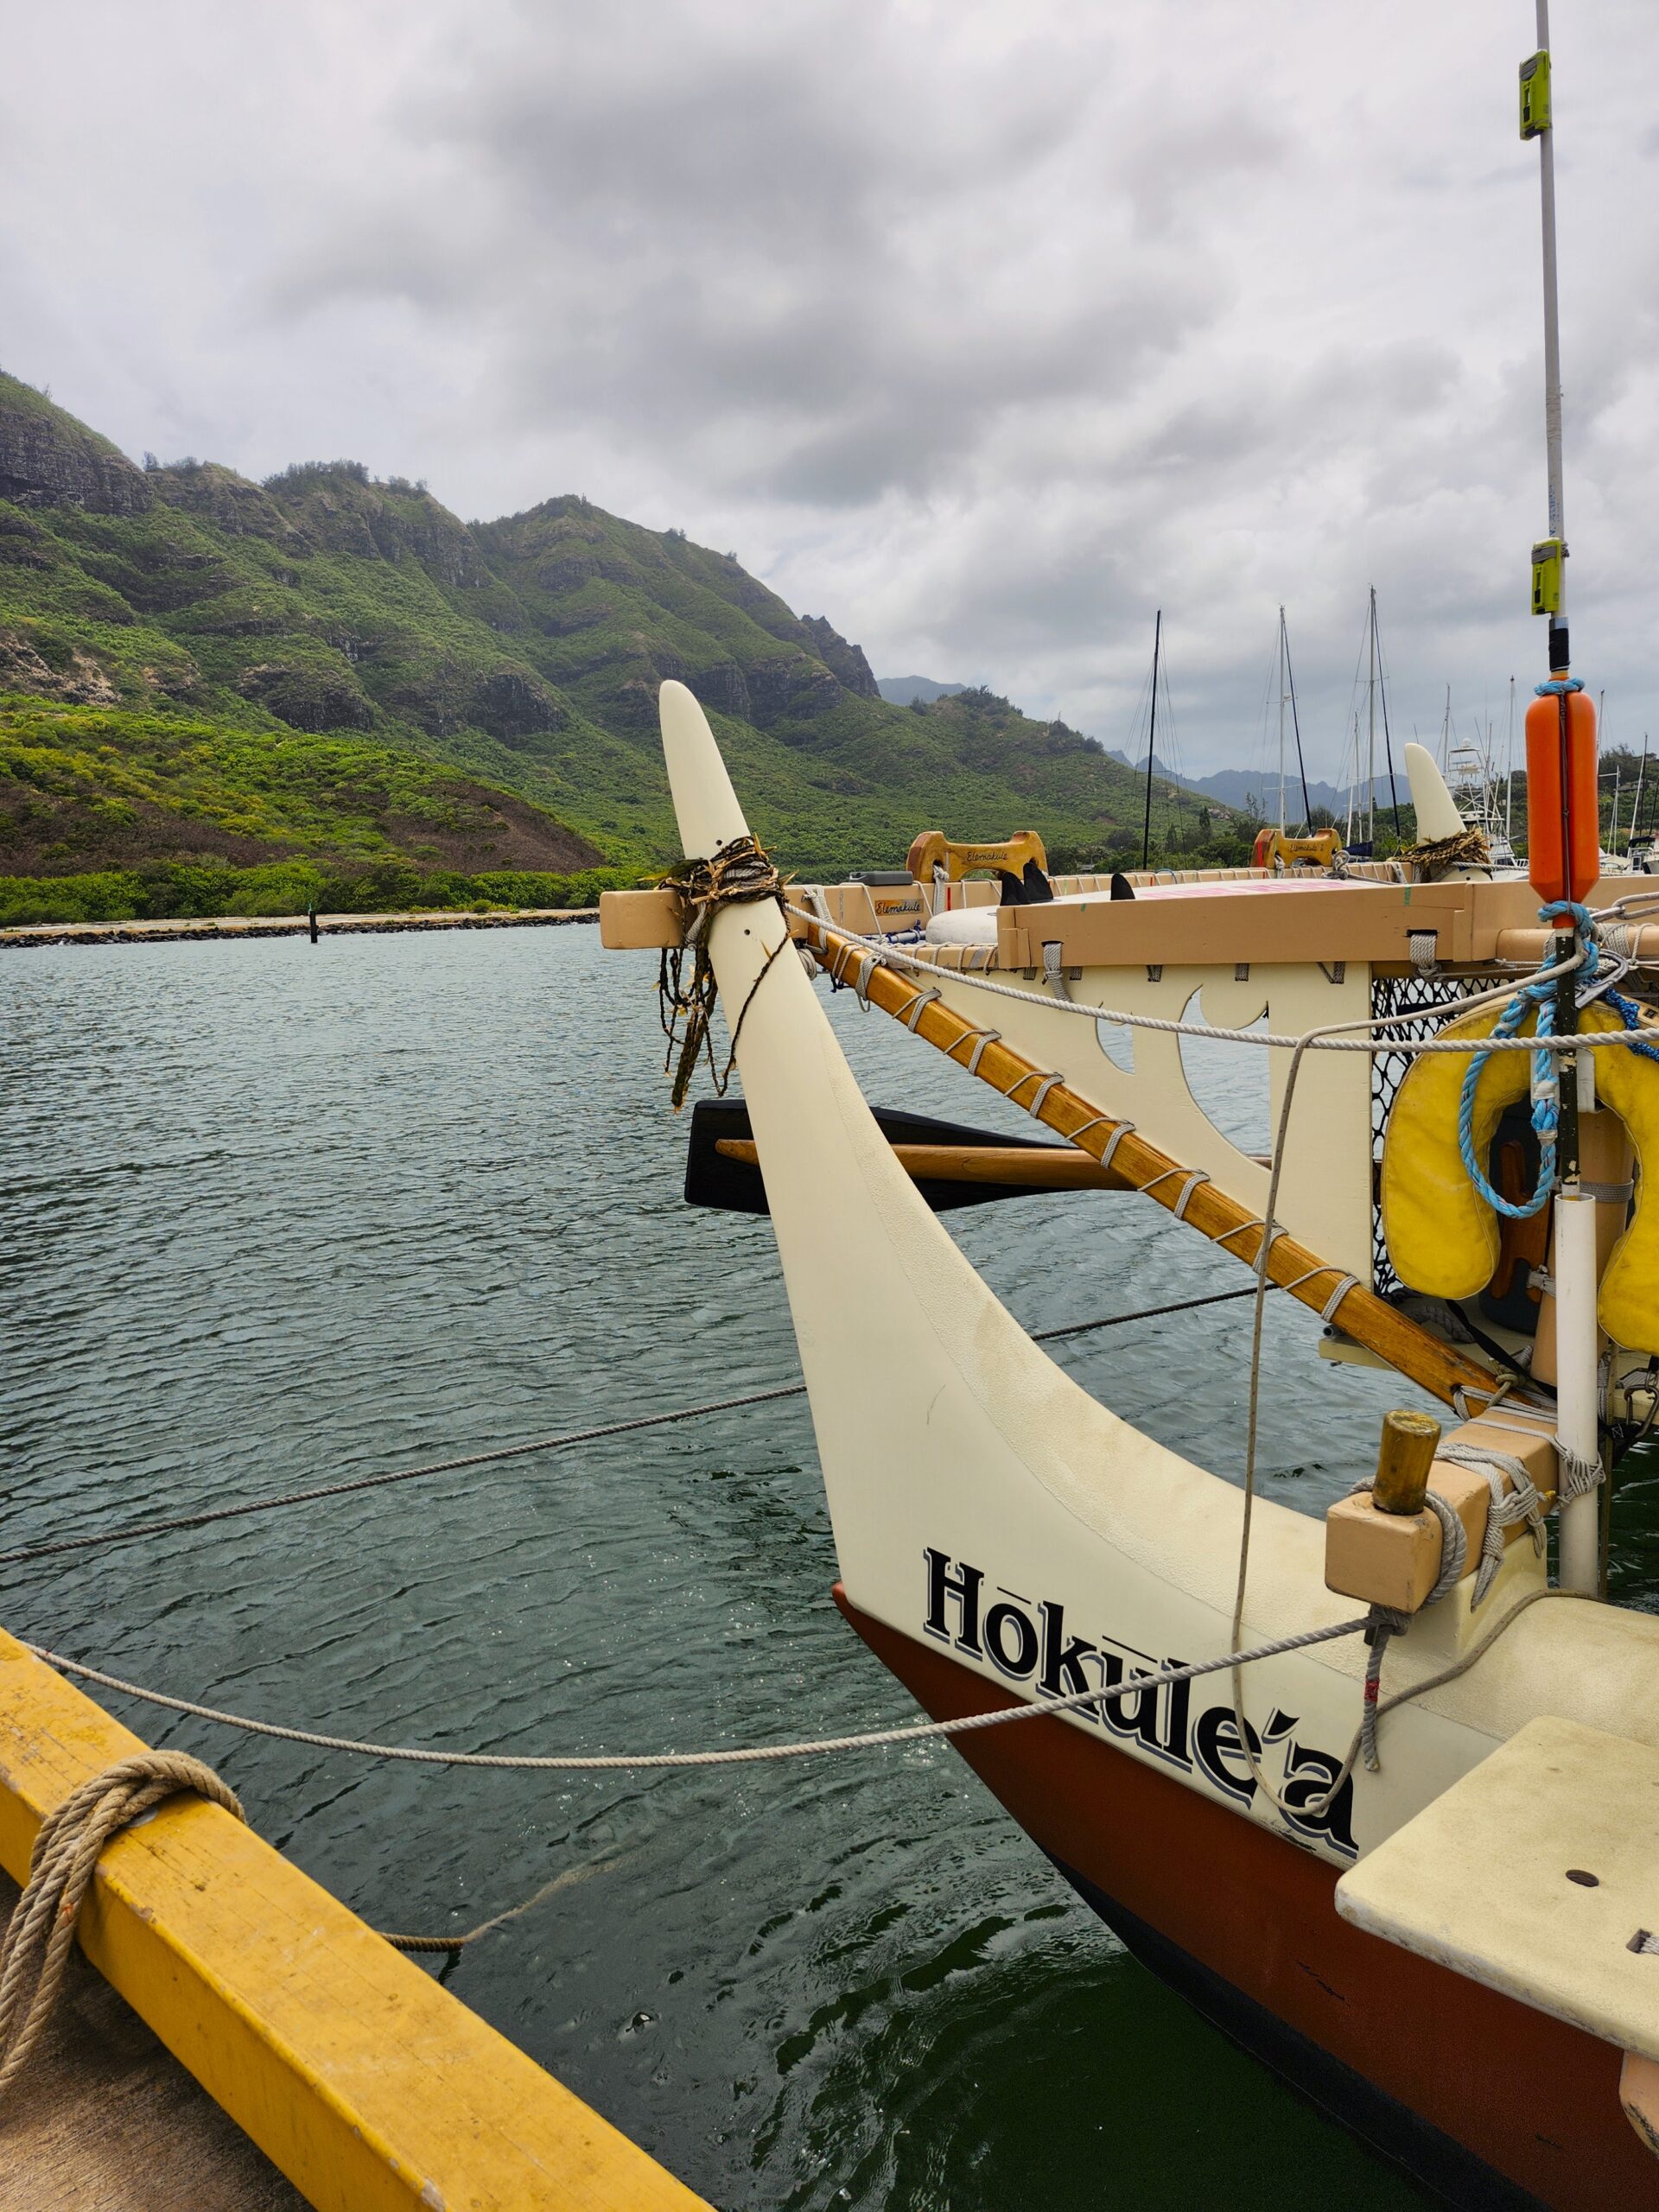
[835,1585,1658,2212]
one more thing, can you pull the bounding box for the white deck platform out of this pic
[1336,1716,1659,2060]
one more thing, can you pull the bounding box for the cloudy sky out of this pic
[5,1,1656,783]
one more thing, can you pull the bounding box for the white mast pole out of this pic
[1538,0,1567,648]
[1366,593,1376,842]
[1506,675,1516,841]
[1529,0,1596,1595]
[1277,607,1287,836]
[1633,740,1649,856]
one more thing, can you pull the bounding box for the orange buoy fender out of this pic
[1381,1000,1659,1353]
[1525,688,1600,905]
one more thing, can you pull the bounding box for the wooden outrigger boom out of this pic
[789,907,1503,1414]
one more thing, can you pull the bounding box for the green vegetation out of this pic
[0,372,1210,918]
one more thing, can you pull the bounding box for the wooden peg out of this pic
[1373,1409,1443,1517]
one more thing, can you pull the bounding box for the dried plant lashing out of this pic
[656,835,789,1109]
[1399,825,1491,878]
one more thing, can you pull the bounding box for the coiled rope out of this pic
[1452,900,1586,1218]
[1454,896,1659,1217]
[0,1752,241,2103]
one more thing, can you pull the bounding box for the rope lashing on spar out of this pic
[657,835,789,1109]
[0,1752,242,2104]
[1433,1443,1548,1605]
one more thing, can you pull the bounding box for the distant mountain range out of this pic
[1106,750,1409,822]
[874,674,1404,818]
[877,676,967,705]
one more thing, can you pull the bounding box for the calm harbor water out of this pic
[8,924,1653,2207]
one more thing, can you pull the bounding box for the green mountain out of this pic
[0,372,1215,922]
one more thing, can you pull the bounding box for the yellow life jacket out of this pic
[1381,999,1659,1353]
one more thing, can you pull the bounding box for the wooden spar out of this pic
[715,1137,1135,1192]
[793,913,1502,1412]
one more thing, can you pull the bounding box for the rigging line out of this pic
[1281,612,1313,833]
[0,1291,1268,1572]
[21,1615,1370,1774]
[1373,595,1403,839]
[797,912,1608,1052]
[1141,610,1162,871]
[1221,981,1547,1823]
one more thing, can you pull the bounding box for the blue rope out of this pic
[1455,898,1659,1209]
[1603,987,1659,1065]
[1535,677,1585,696]
[1455,899,1595,1218]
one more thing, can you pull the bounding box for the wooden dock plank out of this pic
[0,1633,708,2212]
[0,1870,306,2212]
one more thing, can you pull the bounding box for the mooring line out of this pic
[0,1288,1267,1571]
[24,1613,1367,1773]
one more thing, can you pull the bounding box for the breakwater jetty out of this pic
[0,907,600,951]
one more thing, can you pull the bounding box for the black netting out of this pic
[1370,970,1484,1295]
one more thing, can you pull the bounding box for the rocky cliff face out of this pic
[0,391,153,514]
[801,614,879,699]
[150,461,300,542]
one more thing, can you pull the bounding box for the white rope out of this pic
[1097,1122,1137,1169]
[1555,1440,1605,1504]
[797,912,1659,1058]
[1007,1069,1065,1116]
[24,1619,1370,1773]
[1341,1485,1470,1770]
[1433,1443,1548,1606]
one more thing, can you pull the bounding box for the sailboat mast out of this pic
[1141,609,1161,871]
[1633,739,1649,852]
[1276,607,1287,836]
[1283,613,1313,831]
[1366,591,1376,841]
[1505,675,1516,840]
[1373,588,1402,836]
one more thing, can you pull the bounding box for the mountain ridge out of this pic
[0,371,1222,919]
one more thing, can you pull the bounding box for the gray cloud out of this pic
[2,0,1656,782]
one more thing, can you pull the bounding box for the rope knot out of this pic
[655,835,788,1109]
[0,1751,241,2103]
[1399,825,1491,880]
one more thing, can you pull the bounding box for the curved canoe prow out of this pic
[658,680,1368,1802]
[1404,741,1491,878]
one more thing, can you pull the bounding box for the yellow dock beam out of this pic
[0,1630,709,2212]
